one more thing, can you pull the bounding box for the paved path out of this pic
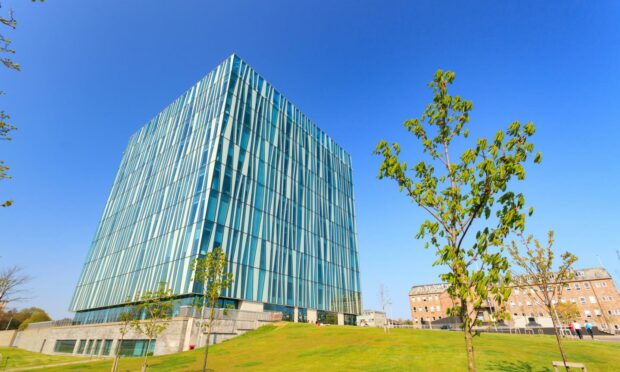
[5,358,104,371]
[590,335,620,343]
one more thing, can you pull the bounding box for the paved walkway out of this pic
[5,358,104,371]
[589,335,620,343]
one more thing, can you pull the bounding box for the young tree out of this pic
[131,282,175,372]
[378,283,392,333]
[0,265,30,305]
[192,247,234,372]
[111,302,137,372]
[555,302,580,327]
[374,70,541,371]
[508,231,577,369]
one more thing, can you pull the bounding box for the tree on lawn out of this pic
[555,302,580,327]
[378,283,392,333]
[508,230,577,369]
[374,70,541,371]
[130,282,175,372]
[191,246,234,372]
[111,299,137,372]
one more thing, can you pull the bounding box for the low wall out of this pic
[10,310,276,357]
[0,330,17,347]
[14,317,192,356]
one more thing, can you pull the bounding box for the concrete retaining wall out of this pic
[10,311,275,357]
[14,317,191,356]
[0,330,17,347]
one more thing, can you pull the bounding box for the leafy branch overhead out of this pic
[0,2,19,208]
[0,1,42,207]
[374,69,541,371]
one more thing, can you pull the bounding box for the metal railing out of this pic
[25,319,74,330]
[178,306,282,322]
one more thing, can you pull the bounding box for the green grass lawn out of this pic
[0,346,90,370]
[3,323,619,371]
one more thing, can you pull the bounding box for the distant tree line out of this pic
[0,306,51,330]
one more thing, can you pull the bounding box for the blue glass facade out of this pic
[70,54,361,320]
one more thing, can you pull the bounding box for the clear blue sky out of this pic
[1,1,619,320]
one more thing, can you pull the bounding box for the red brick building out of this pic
[409,267,620,333]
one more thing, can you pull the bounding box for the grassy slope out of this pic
[0,347,89,369]
[6,323,620,371]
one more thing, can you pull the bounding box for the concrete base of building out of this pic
[5,306,353,357]
[7,308,278,357]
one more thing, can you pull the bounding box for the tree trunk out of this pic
[202,307,216,372]
[111,335,124,372]
[142,338,151,372]
[464,325,476,372]
[462,299,476,372]
[550,306,569,371]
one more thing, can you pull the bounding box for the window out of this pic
[85,340,93,355]
[595,282,601,288]
[413,307,417,312]
[584,282,590,289]
[118,340,156,357]
[54,340,76,354]
[298,308,308,323]
[344,314,356,326]
[317,310,338,325]
[602,282,608,287]
[264,304,295,322]
[570,298,576,303]
[436,305,441,312]
[579,297,586,304]
[576,271,585,277]
[595,309,602,316]
[77,340,86,354]
[565,284,571,291]
[560,298,566,303]
[102,340,113,356]
[584,310,592,318]
[515,289,520,294]
[589,296,596,304]
[574,283,581,290]
[93,340,102,355]
[526,301,532,307]
[510,301,515,307]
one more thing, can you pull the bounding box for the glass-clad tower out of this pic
[70,55,361,324]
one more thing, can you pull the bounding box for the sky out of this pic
[1,1,619,320]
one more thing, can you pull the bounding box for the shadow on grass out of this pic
[487,360,552,372]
